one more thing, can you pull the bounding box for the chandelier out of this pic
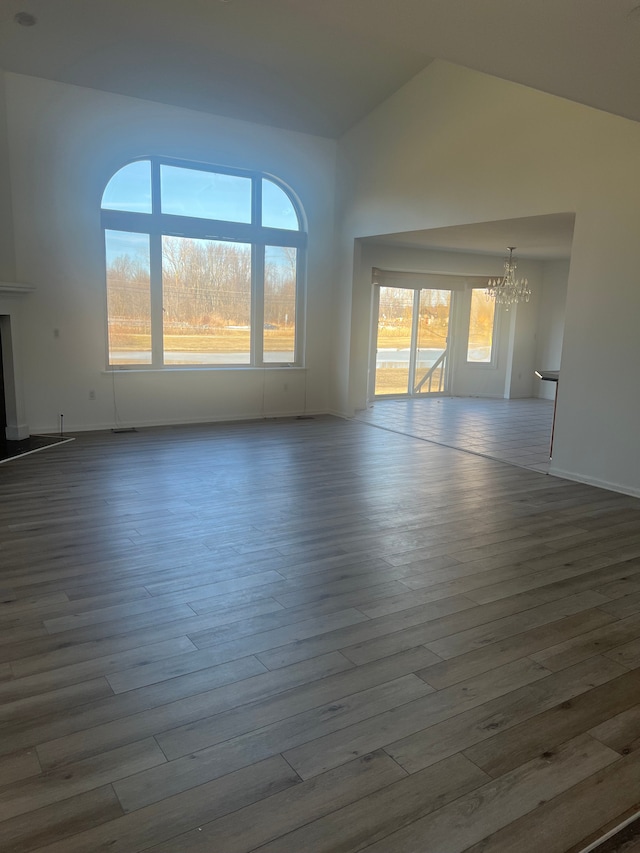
[486,247,531,307]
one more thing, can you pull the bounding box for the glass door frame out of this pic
[370,283,459,400]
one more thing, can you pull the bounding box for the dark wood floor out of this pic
[2,415,640,852]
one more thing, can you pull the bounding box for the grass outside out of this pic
[375,325,447,394]
[375,366,445,395]
[110,326,457,391]
[110,328,294,354]
[110,324,448,354]
[377,327,447,350]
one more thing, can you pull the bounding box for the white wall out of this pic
[336,60,640,496]
[3,72,337,432]
[0,74,15,282]
[534,260,568,400]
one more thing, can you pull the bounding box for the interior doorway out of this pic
[373,285,453,397]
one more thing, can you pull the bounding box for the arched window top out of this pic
[262,178,300,230]
[101,157,303,232]
[102,160,152,213]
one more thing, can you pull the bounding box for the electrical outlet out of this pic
[89,390,96,400]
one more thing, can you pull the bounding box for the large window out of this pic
[101,158,305,368]
[467,288,497,364]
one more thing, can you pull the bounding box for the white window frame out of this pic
[101,156,307,369]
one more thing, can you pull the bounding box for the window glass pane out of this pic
[467,289,496,362]
[162,237,251,365]
[416,289,451,394]
[264,246,296,363]
[375,287,414,395]
[161,166,251,223]
[105,230,151,365]
[102,161,152,213]
[262,179,299,230]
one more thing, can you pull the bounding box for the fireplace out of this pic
[0,281,35,443]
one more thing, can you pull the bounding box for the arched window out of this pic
[101,158,306,368]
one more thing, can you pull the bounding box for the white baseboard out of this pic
[30,410,333,434]
[549,466,640,499]
[5,423,30,440]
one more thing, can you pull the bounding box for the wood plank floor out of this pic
[1,415,640,852]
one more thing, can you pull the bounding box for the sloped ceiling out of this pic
[0,1,635,259]
[1,0,639,139]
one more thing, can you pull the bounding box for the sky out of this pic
[102,160,299,265]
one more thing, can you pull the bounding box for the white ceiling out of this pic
[1,0,640,139]
[363,213,577,261]
[0,0,635,259]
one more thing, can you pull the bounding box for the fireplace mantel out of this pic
[0,281,35,294]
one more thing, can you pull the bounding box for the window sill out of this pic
[102,365,306,374]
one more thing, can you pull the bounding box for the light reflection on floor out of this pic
[354,397,554,473]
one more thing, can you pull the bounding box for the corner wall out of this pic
[534,260,569,400]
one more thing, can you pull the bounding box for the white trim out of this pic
[28,410,328,433]
[549,465,640,499]
[0,437,74,465]
[101,366,307,375]
[5,423,30,441]
[577,809,640,853]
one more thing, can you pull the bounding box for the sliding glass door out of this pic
[374,285,452,397]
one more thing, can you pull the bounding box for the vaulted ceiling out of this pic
[1,0,639,139]
[1,1,636,260]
